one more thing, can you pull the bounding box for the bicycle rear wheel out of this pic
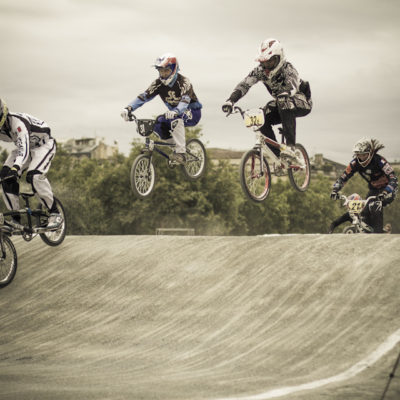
[0,235,17,288]
[288,143,310,192]
[182,138,207,180]
[239,149,271,202]
[40,197,67,246]
[130,154,156,198]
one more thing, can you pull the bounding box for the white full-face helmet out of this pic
[352,137,383,167]
[255,38,285,75]
[153,53,179,86]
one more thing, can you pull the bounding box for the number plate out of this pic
[244,109,265,128]
[348,200,364,213]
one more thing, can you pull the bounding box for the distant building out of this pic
[62,138,118,160]
[310,154,346,177]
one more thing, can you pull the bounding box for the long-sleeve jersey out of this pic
[128,73,202,115]
[0,112,52,169]
[338,153,398,194]
[228,61,312,111]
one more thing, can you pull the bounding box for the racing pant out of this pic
[260,100,310,157]
[1,139,57,212]
[362,189,394,233]
[154,108,201,154]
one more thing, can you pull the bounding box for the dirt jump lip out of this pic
[1,234,400,400]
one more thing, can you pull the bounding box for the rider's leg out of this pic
[260,106,281,158]
[0,150,21,211]
[277,95,311,146]
[182,108,201,127]
[328,212,351,233]
[170,118,186,154]
[154,116,173,140]
[27,139,58,213]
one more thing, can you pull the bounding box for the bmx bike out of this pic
[229,106,311,202]
[336,193,379,234]
[128,112,207,199]
[0,183,67,288]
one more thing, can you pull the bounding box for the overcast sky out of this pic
[1,0,399,164]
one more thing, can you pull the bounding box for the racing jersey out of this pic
[228,61,312,111]
[128,73,202,115]
[0,112,52,169]
[338,153,398,194]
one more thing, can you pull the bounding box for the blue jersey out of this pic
[128,73,202,115]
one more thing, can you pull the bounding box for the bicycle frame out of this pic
[339,194,378,233]
[232,106,300,173]
[129,111,202,166]
[0,192,50,236]
[143,136,176,161]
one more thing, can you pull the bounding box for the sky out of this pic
[1,0,399,164]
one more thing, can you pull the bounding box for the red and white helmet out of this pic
[255,38,285,75]
[153,53,179,86]
[348,193,361,201]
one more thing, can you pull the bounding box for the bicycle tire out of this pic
[40,197,67,246]
[130,154,156,198]
[343,225,358,234]
[239,149,271,202]
[0,235,18,288]
[288,143,311,192]
[182,138,207,181]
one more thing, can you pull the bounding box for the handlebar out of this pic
[336,192,378,204]
[225,105,245,118]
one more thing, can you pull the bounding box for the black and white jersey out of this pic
[228,61,312,111]
[0,112,52,169]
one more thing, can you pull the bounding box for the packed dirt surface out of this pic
[1,235,400,400]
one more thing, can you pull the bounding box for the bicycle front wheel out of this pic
[40,197,67,246]
[0,235,18,288]
[239,149,271,202]
[288,143,310,192]
[343,225,358,234]
[182,138,207,181]
[130,154,156,198]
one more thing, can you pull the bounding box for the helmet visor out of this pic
[355,152,371,166]
[260,55,280,70]
[156,66,172,79]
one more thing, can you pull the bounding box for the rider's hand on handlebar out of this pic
[222,100,234,115]
[330,191,340,200]
[2,165,20,181]
[377,191,390,202]
[165,110,178,120]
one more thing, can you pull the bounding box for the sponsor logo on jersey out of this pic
[165,91,181,105]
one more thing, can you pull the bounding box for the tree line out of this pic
[0,128,398,235]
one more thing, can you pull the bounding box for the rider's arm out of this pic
[333,159,358,191]
[170,94,191,115]
[379,157,398,195]
[280,62,300,97]
[127,80,161,111]
[9,116,30,169]
[227,66,263,103]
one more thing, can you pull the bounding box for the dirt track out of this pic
[1,235,400,400]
